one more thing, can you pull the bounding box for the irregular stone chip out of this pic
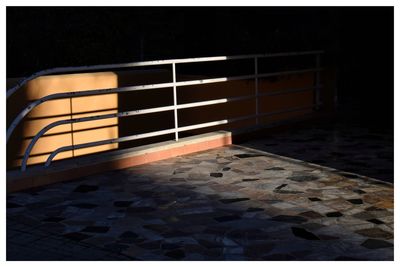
[274,189,303,194]
[210,172,223,178]
[275,184,288,190]
[219,198,250,204]
[355,228,393,239]
[127,207,156,213]
[353,189,366,194]
[291,227,320,240]
[173,168,192,174]
[361,239,393,249]
[326,211,343,217]
[352,211,375,220]
[246,207,264,212]
[347,199,364,205]
[234,154,265,158]
[366,206,385,211]
[367,218,385,225]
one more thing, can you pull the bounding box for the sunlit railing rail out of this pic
[6,50,323,171]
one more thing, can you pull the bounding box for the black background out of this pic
[6,7,394,129]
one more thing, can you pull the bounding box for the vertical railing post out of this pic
[172,62,179,141]
[315,53,321,110]
[254,56,259,125]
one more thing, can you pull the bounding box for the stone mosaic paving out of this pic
[7,145,393,260]
[242,119,393,183]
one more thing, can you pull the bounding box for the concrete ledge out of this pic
[7,131,232,193]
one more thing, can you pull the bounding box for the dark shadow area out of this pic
[240,108,394,183]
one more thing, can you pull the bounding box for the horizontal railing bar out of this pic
[21,107,119,121]
[258,105,315,118]
[258,86,322,97]
[175,68,321,88]
[7,50,324,99]
[43,104,315,168]
[7,67,321,143]
[178,94,254,109]
[257,68,321,80]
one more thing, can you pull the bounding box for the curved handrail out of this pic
[7,50,324,99]
[6,67,321,143]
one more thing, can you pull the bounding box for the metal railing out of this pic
[6,50,323,171]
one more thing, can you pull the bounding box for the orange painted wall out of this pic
[7,72,119,167]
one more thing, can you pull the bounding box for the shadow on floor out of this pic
[241,107,393,183]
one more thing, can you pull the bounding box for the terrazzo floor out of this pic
[7,144,394,260]
[243,119,393,183]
